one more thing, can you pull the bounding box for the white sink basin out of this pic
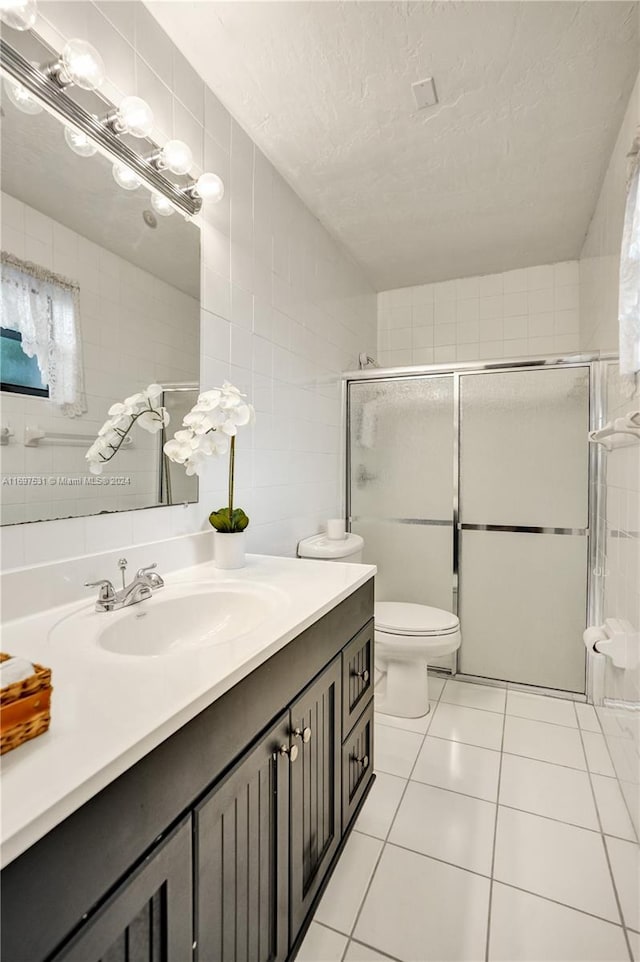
[50,582,287,657]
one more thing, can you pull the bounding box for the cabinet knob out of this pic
[354,754,369,769]
[293,726,312,743]
[280,743,299,763]
[353,668,370,683]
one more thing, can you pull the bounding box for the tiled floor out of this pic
[298,677,639,962]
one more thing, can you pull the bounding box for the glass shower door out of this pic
[349,376,455,616]
[458,367,590,692]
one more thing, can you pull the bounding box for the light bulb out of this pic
[113,95,153,138]
[112,163,142,191]
[64,125,97,157]
[59,39,105,91]
[159,139,192,175]
[0,0,37,30]
[194,172,225,202]
[3,76,42,114]
[151,193,175,217]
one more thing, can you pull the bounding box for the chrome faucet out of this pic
[85,559,164,612]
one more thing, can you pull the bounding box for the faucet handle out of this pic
[136,563,164,589]
[85,579,116,602]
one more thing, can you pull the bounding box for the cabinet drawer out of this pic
[341,698,374,832]
[342,619,374,735]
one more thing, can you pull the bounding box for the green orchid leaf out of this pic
[208,507,250,533]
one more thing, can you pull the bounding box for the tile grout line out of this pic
[573,701,635,962]
[340,677,448,961]
[484,699,507,962]
[591,707,640,846]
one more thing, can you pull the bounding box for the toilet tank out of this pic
[297,532,364,563]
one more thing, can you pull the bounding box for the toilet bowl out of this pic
[375,602,461,718]
[297,532,461,719]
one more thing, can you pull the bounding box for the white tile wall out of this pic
[377,261,580,367]
[0,0,376,571]
[0,191,199,524]
[578,72,640,836]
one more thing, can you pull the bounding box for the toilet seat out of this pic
[375,602,459,637]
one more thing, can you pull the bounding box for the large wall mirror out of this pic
[0,46,200,526]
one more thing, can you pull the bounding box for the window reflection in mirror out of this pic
[0,90,200,525]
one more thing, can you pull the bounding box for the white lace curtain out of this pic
[619,128,640,394]
[1,251,86,417]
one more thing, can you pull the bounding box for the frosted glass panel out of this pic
[353,519,453,610]
[458,530,587,692]
[350,377,454,520]
[460,368,589,528]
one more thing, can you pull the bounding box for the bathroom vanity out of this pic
[0,556,375,962]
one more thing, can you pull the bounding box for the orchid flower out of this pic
[85,384,169,475]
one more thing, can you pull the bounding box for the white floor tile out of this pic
[428,674,446,700]
[592,775,637,841]
[503,716,586,769]
[374,724,423,778]
[442,679,506,713]
[583,731,616,776]
[494,807,619,922]
[344,941,394,961]
[628,928,640,962]
[606,835,640,931]
[375,706,432,734]
[297,923,349,962]
[499,753,598,829]
[506,690,578,727]
[428,702,503,750]
[412,736,501,801]
[488,882,629,961]
[355,772,407,840]
[389,781,496,876]
[314,831,383,935]
[354,843,490,961]
[575,702,601,733]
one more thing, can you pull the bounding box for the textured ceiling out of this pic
[148,0,640,290]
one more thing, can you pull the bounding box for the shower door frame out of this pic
[344,352,614,698]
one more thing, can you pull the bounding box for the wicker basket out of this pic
[0,653,52,754]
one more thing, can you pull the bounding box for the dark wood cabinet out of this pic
[289,656,342,940]
[1,580,375,962]
[342,619,374,733]
[195,713,290,962]
[50,818,192,962]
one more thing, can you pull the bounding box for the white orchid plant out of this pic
[163,382,254,533]
[87,381,254,533]
[85,384,169,475]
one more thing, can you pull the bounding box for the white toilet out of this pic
[297,532,461,718]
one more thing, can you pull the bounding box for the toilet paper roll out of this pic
[583,626,608,651]
[326,518,346,540]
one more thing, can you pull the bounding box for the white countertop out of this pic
[0,554,375,869]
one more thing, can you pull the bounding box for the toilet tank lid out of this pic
[297,532,364,559]
[375,602,459,634]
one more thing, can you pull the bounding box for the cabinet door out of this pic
[342,619,374,733]
[342,699,374,831]
[51,818,192,962]
[194,712,290,962]
[289,656,342,939]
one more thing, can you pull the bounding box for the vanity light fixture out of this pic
[151,193,175,217]
[44,39,105,92]
[112,162,142,191]
[64,124,98,158]
[104,95,154,139]
[3,74,42,114]
[149,138,193,176]
[1,38,225,217]
[0,0,37,31]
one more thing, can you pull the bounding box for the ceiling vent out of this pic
[412,77,438,110]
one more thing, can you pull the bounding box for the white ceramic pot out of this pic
[214,531,246,569]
